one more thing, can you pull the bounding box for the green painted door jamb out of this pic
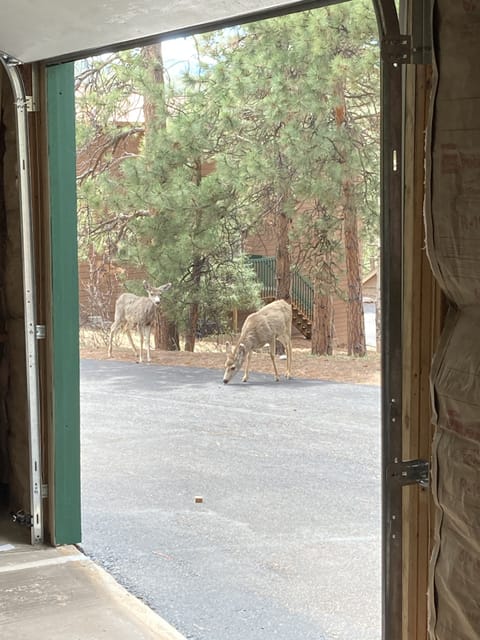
[47,62,81,545]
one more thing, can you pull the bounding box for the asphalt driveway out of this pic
[80,359,381,640]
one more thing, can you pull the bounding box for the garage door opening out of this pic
[76,4,383,639]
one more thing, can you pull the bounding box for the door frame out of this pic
[46,62,81,545]
[0,57,43,544]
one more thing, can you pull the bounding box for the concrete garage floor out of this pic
[0,515,186,640]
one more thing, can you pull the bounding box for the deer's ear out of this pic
[238,343,246,356]
[156,282,172,294]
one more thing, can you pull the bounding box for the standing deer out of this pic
[108,281,171,363]
[223,299,292,384]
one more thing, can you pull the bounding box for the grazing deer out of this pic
[108,281,171,363]
[223,299,292,384]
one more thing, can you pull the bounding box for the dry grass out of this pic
[80,327,381,386]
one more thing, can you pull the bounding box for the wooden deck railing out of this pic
[248,256,313,320]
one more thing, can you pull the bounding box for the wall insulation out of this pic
[425,2,480,638]
[0,65,29,515]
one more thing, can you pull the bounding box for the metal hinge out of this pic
[381,35,412,64]
[10,510,33,527]
[35,324,46,339]
[41,484,48,498]
[387,458,430,488]
[26,95,39,112]
[381,0,432,65]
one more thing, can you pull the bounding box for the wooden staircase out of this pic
[291,301,312,339]
[249,256,313,339]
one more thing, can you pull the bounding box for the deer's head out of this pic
[223,341,247,384]
[144,281,172,305]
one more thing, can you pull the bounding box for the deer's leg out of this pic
[242,351,253,382]
[108,321,119,358]
[145,325,152,362]
[138,328,145,363]
[284,339,292,379]
[268,342,280,381]
[108,328,115,358]
[277,335,292,379]
[125,327,139,360]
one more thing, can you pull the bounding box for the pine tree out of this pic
[201,2,379,354]
[76,46,262,351]
[141,45,179,350]
[75,1,379,355]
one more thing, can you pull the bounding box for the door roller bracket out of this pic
[387,458,430,488]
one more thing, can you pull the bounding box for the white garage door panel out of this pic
[0,0,339,63]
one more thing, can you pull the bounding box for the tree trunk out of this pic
[184,255,202,352]
[142,44,166,130]
[142,45,177,350]
[311,287,333,356]
[311,255,335,356]
[334,81,366,357]
[154,318,177,351]
[275,201,291,302]
[155,309,179,351]
[184,302,199,352]
[275,203,291,356]
[343,181,366,356]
